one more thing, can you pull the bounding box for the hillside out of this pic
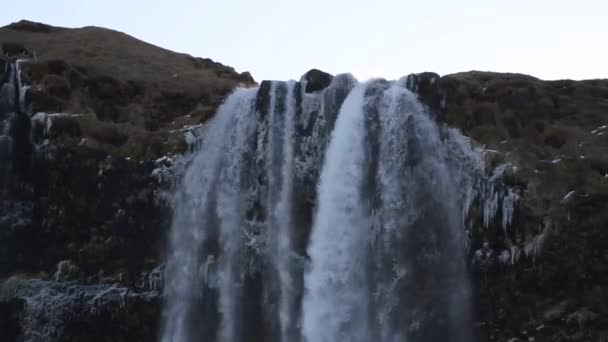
[1,20,255,159]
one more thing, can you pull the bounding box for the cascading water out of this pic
[161,88,258,342]
[161,74,517,342]
[1,58,32,227]
[0,61,18,187]
[0,58,32,188]
[271,80,298,342]
[301,83,372,342]
[302,79,478,342]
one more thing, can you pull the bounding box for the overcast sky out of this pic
[2,0,607,81]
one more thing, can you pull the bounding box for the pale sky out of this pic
[2,0,607,81]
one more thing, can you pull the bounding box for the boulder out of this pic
[301,68,333,93]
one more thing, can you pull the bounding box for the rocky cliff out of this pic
[1,20,607,342]
[414,72,608,341]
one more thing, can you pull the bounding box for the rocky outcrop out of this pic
[301,68,333,93]
[411,71,608,341]
[0,278,161,342]
[1,19,607,342]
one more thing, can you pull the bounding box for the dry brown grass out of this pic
[0,21,253,96]
[0,20,256,159]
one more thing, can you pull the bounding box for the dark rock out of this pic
[46,115,83,139]
[0,59,6,80]
[1,42,29,57]
[301,69,333,93]
[27,88,65,113]
[400,69,608,341]
[87,76,126,101]
[239,71,255,84]
[0,298,23,341]
[41,74,71,99]
[53,260,82,281]
[406,72,444,112]
[0,279,161,342]
[0,143,170,282]
[255,80,273,118]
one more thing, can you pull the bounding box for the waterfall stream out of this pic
[161,75,517,342]
[0,62,18,188]
[301,82,371,342]
[0,58,31,190]
[161,88,258,342]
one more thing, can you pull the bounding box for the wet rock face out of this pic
[0,146,170,281]
[1,43,30,57]
[407,71,608,341]
[301,68,333,93]
[0,279,161,342]
[0,299,23,341]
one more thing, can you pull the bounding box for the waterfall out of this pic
[275,81,298,342]
[1,59,29,191]
[301,83,372,342]
[214,87,258,342]
[0,62,17,187]
[161,88,258,342]
[301,79,478,341]
[161,74,516,342]
[161,80,306,342]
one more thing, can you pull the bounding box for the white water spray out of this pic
[161,88,257,342]
[302,83,372,342]
[159,74,519,342]
[275,80,298,342]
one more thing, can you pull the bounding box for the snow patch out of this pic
[591,125,607,134]
[31,112,86,137]
[561,190,576,204]
[7,279,158,342]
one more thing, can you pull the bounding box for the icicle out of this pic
[16,59,30,113]
[501,188,519,231]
